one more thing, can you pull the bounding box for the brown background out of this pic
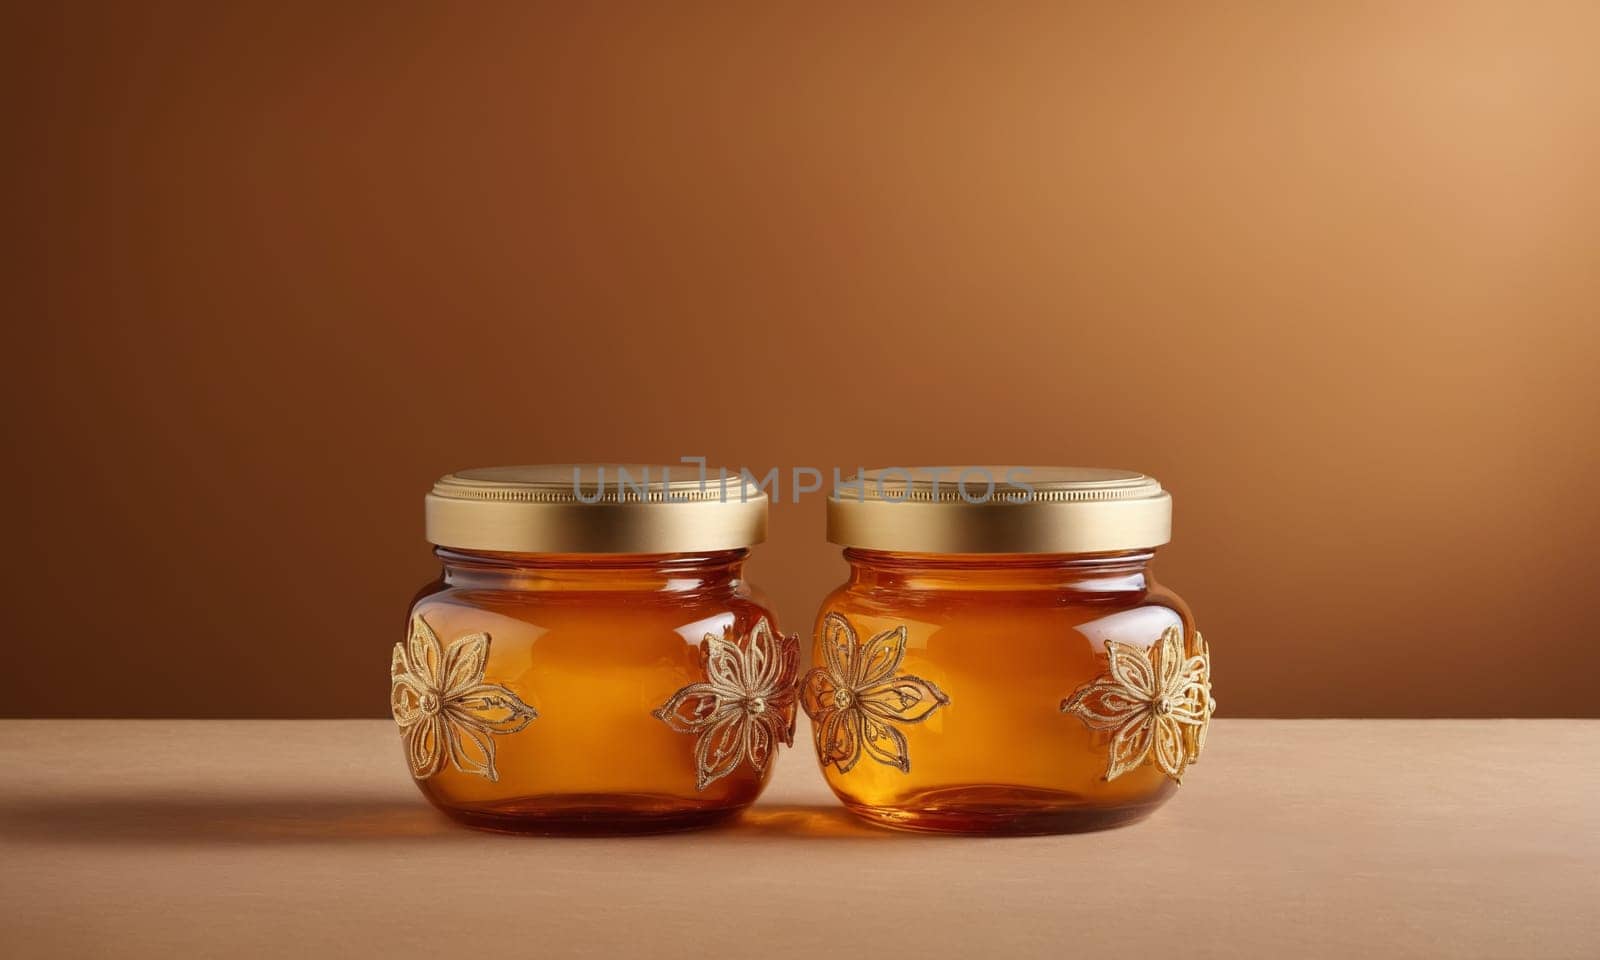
[4,2,1597,718]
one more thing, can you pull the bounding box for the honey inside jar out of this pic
[394,466,795,834]
[804,467,1213,834]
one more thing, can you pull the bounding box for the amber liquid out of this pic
[406,549,779,835]
[813,550,1192,835]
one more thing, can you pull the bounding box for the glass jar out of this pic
[393,465,796,834]
[802,467,1214,834]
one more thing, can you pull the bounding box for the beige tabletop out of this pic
[0,720,1594,959]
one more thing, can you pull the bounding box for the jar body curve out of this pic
[804,549,1212,834]
[395,548,792,834]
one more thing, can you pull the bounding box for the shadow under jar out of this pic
[804,467,1215,835]
[393,465,797,835]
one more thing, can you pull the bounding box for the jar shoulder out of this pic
[405,577,780,641]
[817,574,1193,615]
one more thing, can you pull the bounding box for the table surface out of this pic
[1,720,1595,959]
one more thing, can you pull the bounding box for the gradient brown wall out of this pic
[5,2,1598,718]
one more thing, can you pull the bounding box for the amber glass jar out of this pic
[392,465,796,834]
[803,467,1214,835]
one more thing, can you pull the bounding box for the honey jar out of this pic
[803,466,1213,834]
[391,465,795,834]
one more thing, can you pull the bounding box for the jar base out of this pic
[842,784,1168,836]
[433,793,744,836]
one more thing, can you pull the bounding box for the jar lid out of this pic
[425,465,767,554]
[826,466,1171,554]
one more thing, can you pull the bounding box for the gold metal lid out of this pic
[425,465,768,554]
[827,466,1172,554]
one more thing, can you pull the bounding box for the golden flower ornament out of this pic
[390,614,538,782]
[653,618,800,791]
[1061,624,1213,783]
[1182,631,1215,764]
[801,613,949,774]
